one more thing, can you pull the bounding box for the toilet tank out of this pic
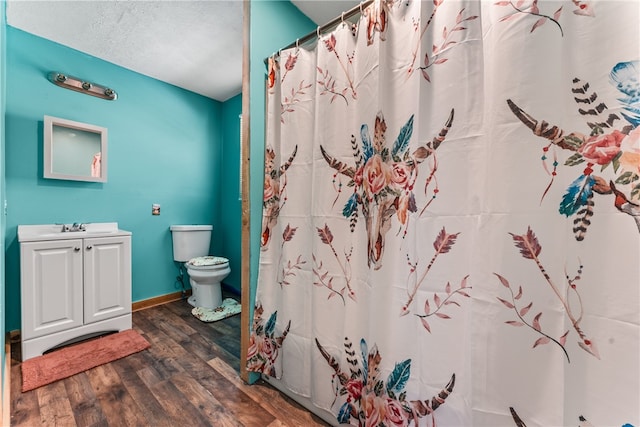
[170,225,213,262]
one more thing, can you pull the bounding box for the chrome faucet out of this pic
[59,223,86,232]
[70,223,86,232]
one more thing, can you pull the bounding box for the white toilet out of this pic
[170,225,230,309]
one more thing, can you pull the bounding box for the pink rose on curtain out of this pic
[390,162,412,188]
[363,154,391,196]
[261,337,277,362]
[246,335,268,372]
[362,393,385,427]
[354,166,364,187]
[578,129,625,165]
[246,334,259,360]
[620,126,640,173]
[345,379,364,401]
[385,398,410,427]
[263,175,279,202]
[246,334,278,373]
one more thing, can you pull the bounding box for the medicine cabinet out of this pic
[43,115,108,183]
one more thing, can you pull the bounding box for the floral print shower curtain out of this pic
[248,1,639,425]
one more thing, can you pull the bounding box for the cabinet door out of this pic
[20,239,84,340]
[83,235,132,324]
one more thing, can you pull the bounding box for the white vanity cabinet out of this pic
[18,223,132,360]
[83,236,131,324]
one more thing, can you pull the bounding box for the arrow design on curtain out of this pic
[413,6,478,82]
[313,224,356,303]
[494,0,595,37]
[509,407,634,427]
[496,227,599,362]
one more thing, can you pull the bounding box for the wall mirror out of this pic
[44,115,108,182]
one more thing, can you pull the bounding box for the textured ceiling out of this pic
[6,0,358,102]
[293,0,360,29]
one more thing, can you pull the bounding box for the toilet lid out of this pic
[188,256,229,267]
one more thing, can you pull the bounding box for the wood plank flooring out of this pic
[10,296,331,427]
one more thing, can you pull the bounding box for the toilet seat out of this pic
[187,256,229,270]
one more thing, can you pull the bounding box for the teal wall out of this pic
[0,0,313,355]
[220,93,242,293]
[4,27,237,332]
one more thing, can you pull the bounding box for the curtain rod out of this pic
[263,0,374,65]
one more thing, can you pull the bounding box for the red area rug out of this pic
[21,329,150,392]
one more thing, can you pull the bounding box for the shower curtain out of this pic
[248,1,639,425]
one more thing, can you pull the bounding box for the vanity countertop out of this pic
[18,222,131,243]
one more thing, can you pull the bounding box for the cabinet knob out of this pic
[86,245,93,250]
[74,247,80,252]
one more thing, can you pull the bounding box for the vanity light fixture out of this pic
[48,72,117,101]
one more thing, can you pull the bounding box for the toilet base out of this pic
[188,281,222,310]
[187,294,197,307]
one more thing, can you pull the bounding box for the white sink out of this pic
[18,222,130,242]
